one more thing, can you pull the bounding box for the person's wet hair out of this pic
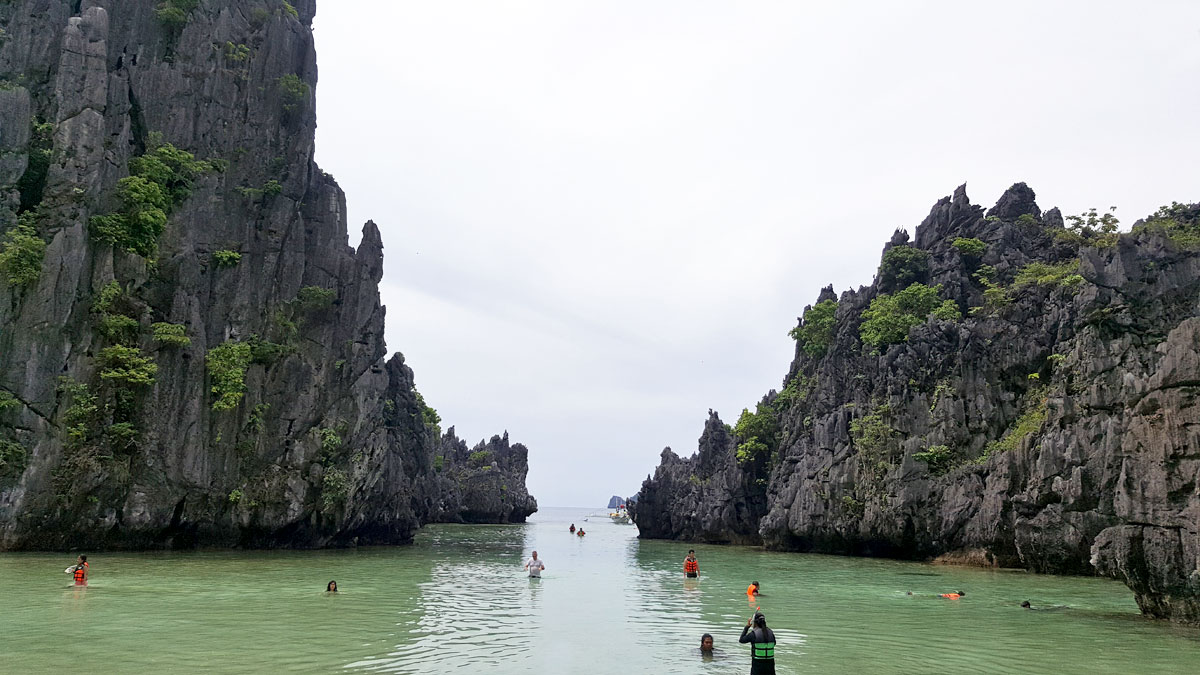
[79,555,87,562]
[958,591,966,596]
[753,612,767,628]
[1021,600,1031,608]
[327,580,337,592]
[688,549,695,554]
[701,633,713,647]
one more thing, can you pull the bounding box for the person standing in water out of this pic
[67,555,88,586]
[569,524,576,533]
[524,550,545,578]
[739,610,776,674]
[684,550,699,578]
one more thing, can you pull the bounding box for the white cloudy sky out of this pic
[312,1,1200,507]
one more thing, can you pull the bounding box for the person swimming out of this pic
[326,580,338,592]
[569,524,576,533]
[747,581,760,596]
[576,528,585,537]
[939,591,965,599]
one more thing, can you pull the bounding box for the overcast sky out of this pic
[312,1,1200,507]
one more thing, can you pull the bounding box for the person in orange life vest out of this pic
[67,555,88,586]
[940,590,965,599]
[747,581,760,597]
[576,528,585,537]
[684,550,699,578]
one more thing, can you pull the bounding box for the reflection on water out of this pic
[2,507,1199,673]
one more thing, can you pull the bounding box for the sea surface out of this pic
[1,506,1197,673]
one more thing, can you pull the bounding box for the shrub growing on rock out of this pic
[206,341,252,411]
[97,345,158,387]
[151,322,190,347]
[212,250,241,267]
[859,283,948,347]
[878,245,930,291]
[0,216,46,286]
[789,299,838,358]
[913,444,956,476]
[1013,260,1083,288]
[90,137,214,257]
[951,237,987,259]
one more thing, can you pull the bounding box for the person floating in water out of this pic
[739,610,776,674]
[700,633,719,661]
[576,528,585,537]
[569,524,576,533]
[684,550,699,578]
[326,580,338,592]
[940,590,965,599]
[524,550,545,578]
[66,555,88,586]
[746,581,760,597]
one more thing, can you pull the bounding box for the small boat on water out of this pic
[609,505,631,524]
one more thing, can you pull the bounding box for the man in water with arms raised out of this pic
[524,550,545,578]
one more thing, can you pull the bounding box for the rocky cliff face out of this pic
[633,183,1200,624]
[0,1,533,549]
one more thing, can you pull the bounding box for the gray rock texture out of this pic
[633,183,1200,624]
[0,1,533,549]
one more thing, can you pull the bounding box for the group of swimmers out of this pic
[682,550,777,672]
[568,523,585,536]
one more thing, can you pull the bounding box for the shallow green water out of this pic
[2,507,1197,673]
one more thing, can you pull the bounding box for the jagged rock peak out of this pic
[987,182,1042,220]
[0,0,535,550]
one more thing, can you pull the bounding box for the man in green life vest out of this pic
[739,610,776,674]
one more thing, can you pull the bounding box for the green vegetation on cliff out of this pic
[0,214,46,286]
[206,341,253,411]
[734,403,780,464]
[90,135,216,257]
[951,237,987,259]
[1013,259,1084,289]
[878,245,929,290]
[789,299,837,358]
[415,391,442,437]
[151,322,190,347]
[860,283,958,347]
[1134,202,1200,249]
[97,345,158,387]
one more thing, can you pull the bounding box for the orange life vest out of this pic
[747,584,758,596]
[940,593,961,599]
[684,558,698,574]
[73,562,88,584]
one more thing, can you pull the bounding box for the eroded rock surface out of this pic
[633,183,1200,623]
[0,1,533,549]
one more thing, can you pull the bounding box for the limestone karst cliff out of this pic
[0,0,534,549]
[631,183,1200,624]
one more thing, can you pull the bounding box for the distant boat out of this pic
[609,505,631,524]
